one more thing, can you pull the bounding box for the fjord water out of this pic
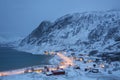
[0,47,52,71]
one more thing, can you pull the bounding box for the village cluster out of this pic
[42,51,120,76]
[0,51,120,77]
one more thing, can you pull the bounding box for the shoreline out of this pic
[0,47,53,72]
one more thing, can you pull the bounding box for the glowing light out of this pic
[57,52,74,69]
[87,60,93,63]
[100,64,105,68]
[0,70,25,76]
[49,68,57,71]
[35,70,42,73]
[80,58,83,61]
[59,65,66,69]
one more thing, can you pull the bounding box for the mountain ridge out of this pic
[19,10,120,54]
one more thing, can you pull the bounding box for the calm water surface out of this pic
[0,47,52,71]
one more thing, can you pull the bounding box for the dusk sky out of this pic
[0,0,120,37]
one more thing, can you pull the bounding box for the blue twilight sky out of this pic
[0,0,120,37]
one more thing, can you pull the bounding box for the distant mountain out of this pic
[0,36,23,47]
[19,10,120,54]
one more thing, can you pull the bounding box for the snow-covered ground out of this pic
[0,35,23,47]
[0,52,120,80]
[0,67,120,80]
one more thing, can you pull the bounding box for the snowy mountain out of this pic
[0,36,23,47]
[19,10,120,54]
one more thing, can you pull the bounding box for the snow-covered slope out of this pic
[19,10,120,54]
[0,36,23,47]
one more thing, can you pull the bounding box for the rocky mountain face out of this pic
[19,10,120,54]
